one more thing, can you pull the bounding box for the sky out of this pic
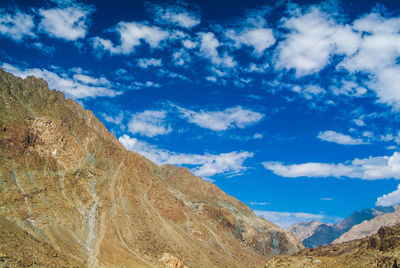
[1,0,400,228]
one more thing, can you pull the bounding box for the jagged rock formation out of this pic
[288,220,323,241]
[333,206,400,244]
[265,224,400,267]
[0,69,302,267]
[302,206,395,248]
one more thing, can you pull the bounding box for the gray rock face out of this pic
[288,220,323,241]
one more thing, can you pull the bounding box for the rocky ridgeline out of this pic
[266,224,400,267]
[0,69,302,267]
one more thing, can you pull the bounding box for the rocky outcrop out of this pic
[333,206,400,244]
[0,69,302,267]
[265,224,400,267]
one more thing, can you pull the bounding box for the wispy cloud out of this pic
[38,2,94,41]
[127,110,172,137]
[263,151,400,180]
[119,134,253,178]
[376,184,400,207]
[92,22,169,55]
[255,210,341,228]
[317,130,366,145]
[0,9,36,41]
[176,105,264,131]
[1,63,121,99]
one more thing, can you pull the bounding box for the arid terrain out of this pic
[0,69,302,267]
[266,223,400,267]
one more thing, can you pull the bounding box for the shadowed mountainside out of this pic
[333,205,400,244]
[301,206,395,248]
[0,69,302,267]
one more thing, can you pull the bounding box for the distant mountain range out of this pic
[267,221,400,267]
[289,206,396,248]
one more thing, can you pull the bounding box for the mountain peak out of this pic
[0,69,302,267]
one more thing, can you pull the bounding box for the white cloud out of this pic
[172,49,191,66]
[177,106,264,131]
[292,85,326,100]
[131,80,161,89]
[198,32,236,68]
[0,9,36,41]
[2,63,120,99]
[118,134,253,178]
[317,130,366,145]
[276,6,360,76]
[226,27,275,56]
[102,112,124,125]
[353,118,365,127]
[320,197,333,201]
[336,12,400,109]
[263,151,400,180]
[182,39,197,49]
[253,133,263,139]
[127,110,171,137]
[151,2,200,29]
[248,202,270,206]
[159,9,200,29]
[92,22,169,55]
[38,3,93,41]
[137,58,162,69]
[255,210,340,228]
[376,184,400,207]
[245,63,270,73]
[330,79,367,97]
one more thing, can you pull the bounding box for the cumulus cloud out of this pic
[255,210,341,228]
[102,112,124,125]
[376,184,400,207]
[0,9,36,41]
[2,63,120,99]
[198,32,236,68]
[317,130,366,145]
[137,58,162,69]
[245,63,270,73]
[292,85,326,100]
[177,105,264,131]
[338,12,400,110]
[38,3,94,41]
[263,151,400,180]
[127,110,172,137]
[92,22,169,55]
[118,134,253,178]
[151,2,201,29]
[226,27,275,56]
[276,6,360,76]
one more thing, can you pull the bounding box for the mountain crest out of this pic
[0,69,302,267]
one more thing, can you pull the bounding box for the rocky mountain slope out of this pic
[0,69,302,267]
[265,223,400,267]
[333,206,400,244]
[301,206,395,248]
[288,220,324,241]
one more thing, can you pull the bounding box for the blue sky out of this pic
[1,0,400,228]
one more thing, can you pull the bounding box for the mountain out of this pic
[300,206,395,248]
[0,69,302,267]
[333,206,400,244]
[266,223,400,267]
[288,220,324,241]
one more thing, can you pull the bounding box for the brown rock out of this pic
[0,69,302,267]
